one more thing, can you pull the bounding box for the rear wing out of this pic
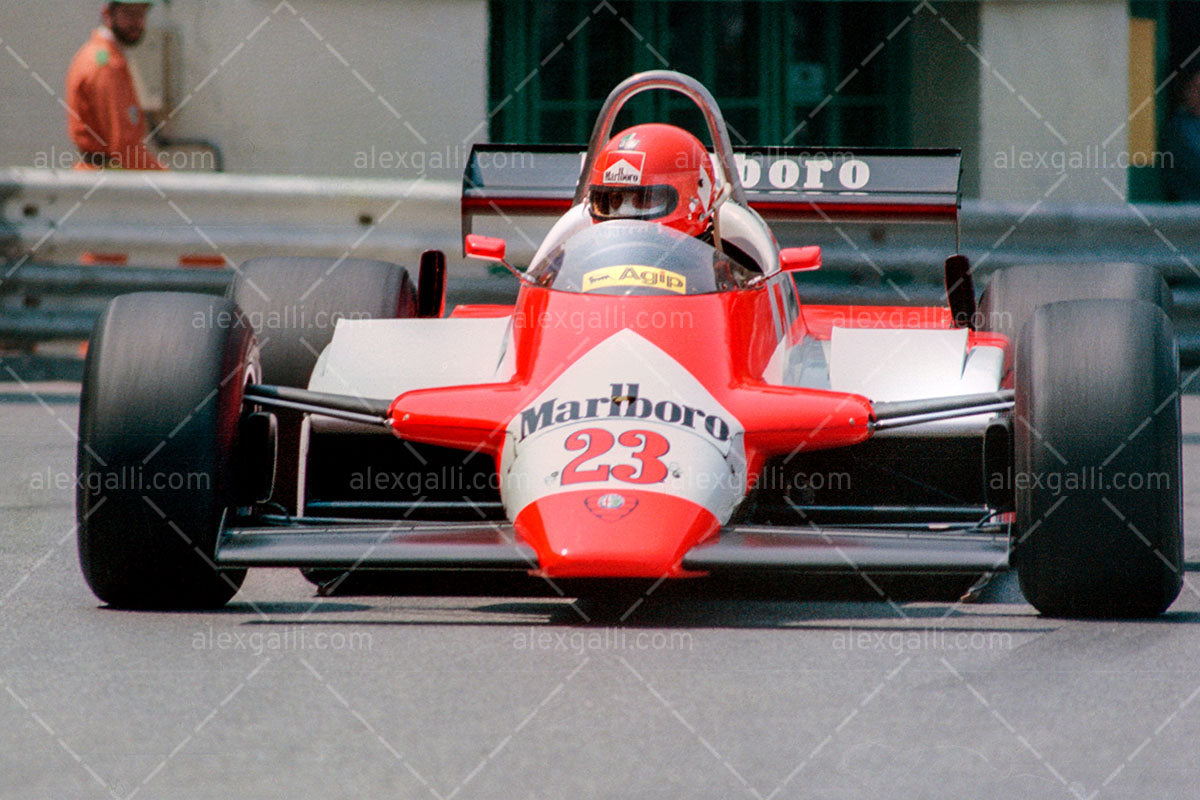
[462,144,962,244]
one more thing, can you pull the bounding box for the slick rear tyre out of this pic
[1013,299,1182,618]
[979,262,1170,344]
[227,257,416,388]
[77,293,256,609]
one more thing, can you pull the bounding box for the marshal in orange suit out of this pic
[66,1,165,170]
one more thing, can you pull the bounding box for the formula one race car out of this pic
[76,71,1182,618]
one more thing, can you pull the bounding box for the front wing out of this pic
[228,384,1015,575]
[214,521,1009,574]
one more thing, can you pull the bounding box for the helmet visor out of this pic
[589,185,679,222]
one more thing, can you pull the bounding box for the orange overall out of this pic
[65,28,164,170]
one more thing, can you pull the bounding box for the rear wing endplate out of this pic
[462,144,962,243]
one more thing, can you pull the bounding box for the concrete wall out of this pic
[978,0,1131,203]
[0,0,1142,203]
[0,0,488,179]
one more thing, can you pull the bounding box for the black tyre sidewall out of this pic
[979,263,1171,345]
[1013,299,1182,617]
[77,292,255,609]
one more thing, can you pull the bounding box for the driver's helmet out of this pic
[587,123,715,237]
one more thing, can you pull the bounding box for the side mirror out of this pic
[464,234,507,262]
[465,233,529,284]
[779,245,821,272]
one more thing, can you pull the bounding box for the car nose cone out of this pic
[514,490,719,578]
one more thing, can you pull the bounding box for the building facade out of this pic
[0,0,1190,202]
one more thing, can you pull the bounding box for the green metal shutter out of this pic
[488,1,911,147]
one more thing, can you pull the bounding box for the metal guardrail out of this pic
[0,263,231,341]
[0,169,459,270]
[3,169,1200,362]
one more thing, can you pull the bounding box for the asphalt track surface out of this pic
[4,381,1200,800]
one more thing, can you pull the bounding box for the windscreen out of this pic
[526,220,752,296]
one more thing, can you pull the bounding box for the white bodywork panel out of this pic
[828,327,1004,402]
[308,317,513,399]
[499,329,747,522]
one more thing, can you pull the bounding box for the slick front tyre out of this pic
[1012,299,1182,618]
[77,293,256,609]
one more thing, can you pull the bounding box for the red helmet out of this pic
[587,123,715,237]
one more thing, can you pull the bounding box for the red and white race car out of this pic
[77,71,1181,618]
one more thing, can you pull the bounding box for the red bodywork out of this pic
[377,72,992,579]
[386,284,989,578]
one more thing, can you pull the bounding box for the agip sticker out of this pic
[582,265,687,294]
